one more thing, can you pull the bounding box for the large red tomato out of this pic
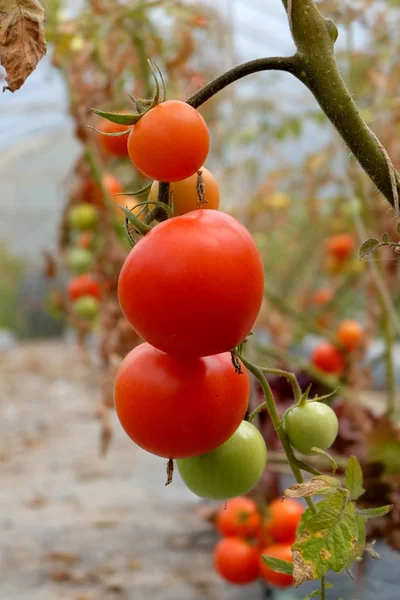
[113,343,249,458]
[127,100,210,182]
[118,210,264,357]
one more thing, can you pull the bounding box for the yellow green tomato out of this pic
[68,203,98,231]
[72,295,98,321]
[284,401,338,455]
[176,421,267,500]
[67,248,93,275]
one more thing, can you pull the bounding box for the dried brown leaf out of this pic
[0,0,46,92]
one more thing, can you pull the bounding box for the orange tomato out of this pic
[149,167,220,216]
[259,543,293,588]
[264,499,304,544]
[336,319,363,352]
[127,100,210,182]
[325,233,355,261]
[216,497,261,538]
[214,538,260,585]
[97,117,131,157]
[312,342,344,375]
[313,288,333,306]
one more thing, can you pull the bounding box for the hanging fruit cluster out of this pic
[93,72,268,496]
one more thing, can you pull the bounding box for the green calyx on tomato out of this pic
[283,400,339,456]
[176,420,267,500]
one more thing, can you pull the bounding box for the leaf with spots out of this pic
[292,491,358,587]
[0,0,46,92]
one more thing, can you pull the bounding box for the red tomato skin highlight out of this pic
[113,343,249,458]
[118,210,264,357]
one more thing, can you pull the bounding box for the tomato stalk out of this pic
[238,353,317,514]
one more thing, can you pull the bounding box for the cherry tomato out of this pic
[260,543,293,587]
[149,166,220,216]
[312,342,344,375]
[264,499,304,544]
[72,295,98,321]
[114,343,249,459]
[118,210,264,357]
[336,319,363,352]
[78,231,93,250]
[214,538,260,585]
[97,117,131,157]
[127,100,210,182]
[177,421,267,500]
[216,497,261,538]
[67,248,93,275]
[284,401,339,455]
[67,274,100,301]
[68,203,98,231]
[87,173,124,206]
[325,233,355,261]
[313,288,333,306]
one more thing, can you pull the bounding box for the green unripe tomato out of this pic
[176,421,267,500]
[284,401,338,455]
[72,295,98,321]
[67,248,93,275]
[68,203,98,231]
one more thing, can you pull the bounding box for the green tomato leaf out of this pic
[345,456,365,500]
[297,499,330,537]
[381,232,389,244]
[303,584,333,599]
[292,491,358,587]
[359,238,380,259]
[261,555,293,575]
[284,476,340,499]
[356,505,392,519]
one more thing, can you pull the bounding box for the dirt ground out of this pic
[0,340,266,600]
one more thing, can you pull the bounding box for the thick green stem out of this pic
[240,354,316,514]
[261,366,302,402]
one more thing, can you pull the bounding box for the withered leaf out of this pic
[0,0,46,92]
[284,475,340,499]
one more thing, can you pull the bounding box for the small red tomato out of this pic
[325,233,355,261]
[214,538,260,585]
[264,499,304,544]
[127,100,210,182]
[260,543,293,588]
[67,274,101,301]
[216,497,261,538]
[114,343,249,459]
[97,117,131,156]
[312,342,344,375]
[336,319,363,352]
[313,288,333,306]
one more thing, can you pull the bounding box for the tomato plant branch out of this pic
[239,353,317,515]
[187,0,400,213]
[261,366,302,402]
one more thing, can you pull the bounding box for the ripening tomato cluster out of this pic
[311,318,364,377]
[212,496,304,588]
[65,203,101,324]
[111,101,267,499]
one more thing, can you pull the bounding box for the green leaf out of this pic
[297,499,329,536]
[356,515,366,558]
[345,456,365,500]
[292,491,358,587]
[357,505,392,519]
[114,181,153,196]
[381,232,389,244]
[261,555,293,575]
[87,125,131,137]
[284,475,340,499]
[359,238,380,259]
[89,109,142,125]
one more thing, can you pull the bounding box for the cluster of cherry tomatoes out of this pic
[98,100,269,499]
[213,496,304,588]
[311,318,364,377]
[65,204,100,324]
